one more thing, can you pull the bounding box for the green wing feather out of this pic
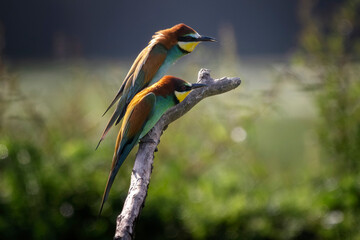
[99,92,156,215]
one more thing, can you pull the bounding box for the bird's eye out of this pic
[180,85,192,92]
[178,36,196,42]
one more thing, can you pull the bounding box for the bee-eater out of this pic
[99,75,206,215]
[97,23,215,148]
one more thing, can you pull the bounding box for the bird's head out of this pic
[152,23,216,52]
[154,76,206,103]
[173,23,216,53]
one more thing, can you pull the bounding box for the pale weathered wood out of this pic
[114,69,241,240]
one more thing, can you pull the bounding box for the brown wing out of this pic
[96,44,167,149]
[99,93,155,215]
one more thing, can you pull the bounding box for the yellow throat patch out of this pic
[175,90,191,103]
[178,41,200,53]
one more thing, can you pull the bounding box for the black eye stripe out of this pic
[177,85,191,92]
[178,36,197,42]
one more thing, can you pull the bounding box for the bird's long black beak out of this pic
[191,83,207,89]
[196,36,216,42]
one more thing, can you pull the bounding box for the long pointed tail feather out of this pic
[115,107,126,126]
[96,99,127,150]
[98,169,118,216]
[98,145,129,216]
[102,84,126,117]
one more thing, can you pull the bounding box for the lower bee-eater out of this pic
[99,75,206,215]
[97,23,215,149]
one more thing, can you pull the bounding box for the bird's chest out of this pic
[139,96,174,139]
[149,46,185,86]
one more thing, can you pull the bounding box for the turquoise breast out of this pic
[149,45,186,86]
[139,95,176,139]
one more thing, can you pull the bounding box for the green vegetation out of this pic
[1,1,360,239]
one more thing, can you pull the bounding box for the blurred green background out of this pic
[1,0,360,239]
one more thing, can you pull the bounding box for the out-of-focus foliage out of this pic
[1,1,360,239]
[291,0,360,239]
[295,0,360,172]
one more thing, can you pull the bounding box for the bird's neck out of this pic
[139,94,176,139]
[149,45,188,86]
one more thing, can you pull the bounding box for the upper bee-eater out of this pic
[99,75,206,215]
[97,23,215,148]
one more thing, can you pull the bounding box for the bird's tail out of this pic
[102,83,126,117]
[98,152,127,216]
[98,168,117,216]
[99,128,126,216]
[96,98,127,150]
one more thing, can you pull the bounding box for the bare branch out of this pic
[114,69,241,240]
